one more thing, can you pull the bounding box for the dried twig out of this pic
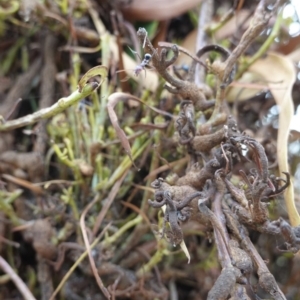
[80,194,111,299]
[0,255,37,300]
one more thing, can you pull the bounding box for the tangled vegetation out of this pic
[0,0,300,299]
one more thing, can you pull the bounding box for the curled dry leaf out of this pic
[107,92,173,169]
[121,0,202,21]
[0,0,19,16]
[249,52,300,226]
[107,93,145,169]
[78,66,108,92]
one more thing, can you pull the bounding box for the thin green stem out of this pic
[96,136,151,190]
[0,82,100,131]
[102,215,142,247]
[136,236,169,277]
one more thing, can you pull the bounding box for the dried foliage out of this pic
[0,0,300,300]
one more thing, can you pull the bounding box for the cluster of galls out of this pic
[148,116,300,254]
[137,16,297,298]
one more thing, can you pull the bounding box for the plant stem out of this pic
[0,82,100,131]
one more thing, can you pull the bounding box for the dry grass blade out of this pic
[0,256,36,300]
[93,171,129,235]
[1,174,44,195]
[107,93,139,169]
[80,195,111,299]
[107,92,174,169]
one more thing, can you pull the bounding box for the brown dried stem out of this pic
[0,255,37,300]
[80,194,111,299]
